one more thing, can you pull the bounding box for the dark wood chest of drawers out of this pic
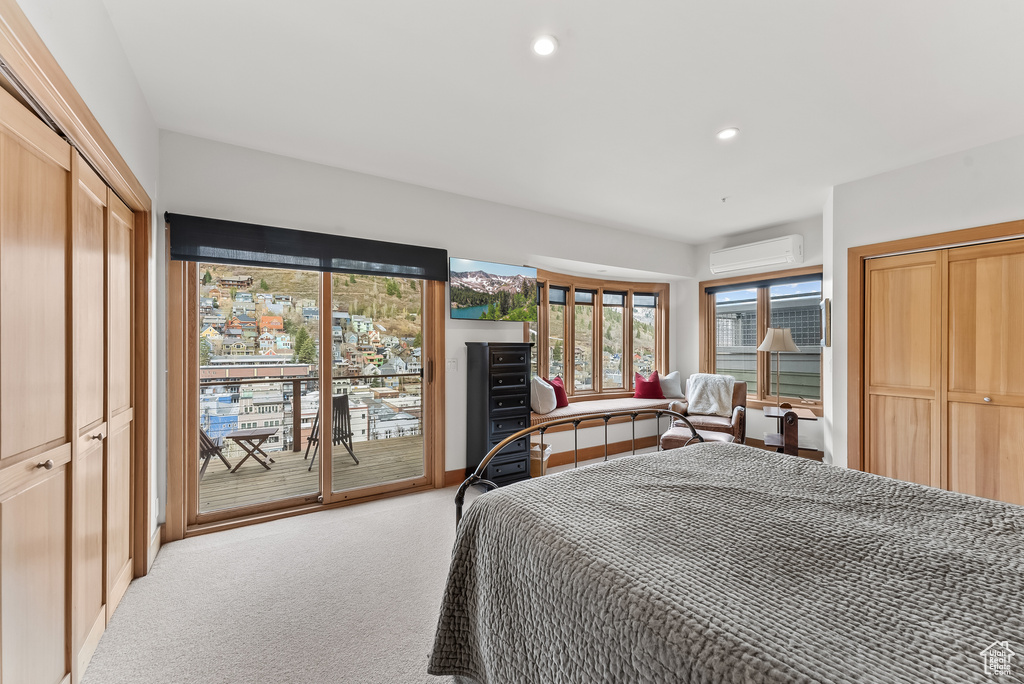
[465,342,533,486]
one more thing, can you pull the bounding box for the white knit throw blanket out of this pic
[686,373,734,417]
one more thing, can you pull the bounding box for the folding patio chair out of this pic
[305,394,359,471]
[200,428,233,479]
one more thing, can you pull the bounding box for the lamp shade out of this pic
[758,328,800,353]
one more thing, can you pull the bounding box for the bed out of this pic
[429,441,1024,683]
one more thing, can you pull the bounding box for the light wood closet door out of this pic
[105,190,134,618]
[0,89,73,684]
[864,251,944,488]
[73,154,108,671]
[947,241,1024,505]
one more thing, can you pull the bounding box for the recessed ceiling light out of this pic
[716,127,740,141]
[532,35,558,56]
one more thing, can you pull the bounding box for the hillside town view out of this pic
[197,265,425,504]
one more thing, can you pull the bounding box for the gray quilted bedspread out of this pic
[428,443,1024,683]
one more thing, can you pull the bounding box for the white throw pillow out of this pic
[659,370,685,399]
[531,376,557,414]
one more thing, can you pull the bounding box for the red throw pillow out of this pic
[634,371,665,399]
[546,376,569,407]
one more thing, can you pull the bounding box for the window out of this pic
[768,280,822,400]
[632,293,657,379]
[527,272,669,398]
[547,287,567,379]
[602,292,625,389]
[573,290,595,391]
[713,287,757,393]
[700,268,823,409]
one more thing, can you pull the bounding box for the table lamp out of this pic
[758,328,800,408]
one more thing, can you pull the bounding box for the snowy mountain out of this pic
[450,270,533,295]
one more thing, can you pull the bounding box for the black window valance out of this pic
[166,213,448,281]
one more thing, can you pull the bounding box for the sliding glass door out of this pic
[196,263,321,513]
[327,273,426,497]
[192,263,432,520]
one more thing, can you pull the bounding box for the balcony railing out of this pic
[199,370,423,452]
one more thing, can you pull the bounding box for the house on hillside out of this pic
[302,307,319,324]
[200,325,222,342]
[258,332,276,351]
[218,274,253,288]
[259,315,284,333]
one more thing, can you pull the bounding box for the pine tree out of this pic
[413,331,422,348]
[297,337,317,364]
[260,278,269,291]
[203,270,212,285]
[349,274,357,284]
[409,280,416,292]
[200,339,212,365]
[294,326,310,354]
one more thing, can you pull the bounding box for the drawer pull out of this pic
[91,433,104,440]
[36,459,54,470]
[984,397,992,402]
[496,401,504,407]
[496,424,503,430]
[497,356,504,362]
[497,379,503,384]
[519,355,525,361]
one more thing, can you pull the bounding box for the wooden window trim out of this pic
[699,265,824,413]
[168,263,445,531]
[525,269,670,401]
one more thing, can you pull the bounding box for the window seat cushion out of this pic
[530,397,673,427]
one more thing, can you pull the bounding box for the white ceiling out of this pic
[101,0,1024,242]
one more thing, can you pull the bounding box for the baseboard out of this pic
[445,436,660,485]
[547,436,658,468]
[444,469,466,487]
[149,524,163,571]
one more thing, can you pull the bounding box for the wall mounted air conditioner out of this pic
[709,234,804,274]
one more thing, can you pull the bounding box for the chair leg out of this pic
[217,450,232,471]
[343,436,358,465]
[307,447,317,472]
[200,454,211,480]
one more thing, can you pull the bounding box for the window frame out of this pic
[699,265,824,415]
[525,270,670,401]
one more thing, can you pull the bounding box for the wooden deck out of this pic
[199,435,425,513]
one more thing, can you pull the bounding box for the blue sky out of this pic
[450,257,536,278]
[716,280,821,302]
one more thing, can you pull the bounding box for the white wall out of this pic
[159,131,697,476]
[17,0,163,535]
[680,215,826,450]
[828,132,1024,468]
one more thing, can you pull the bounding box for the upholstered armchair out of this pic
[667,379,747,444]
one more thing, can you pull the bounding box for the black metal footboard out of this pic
[454,408,701,526]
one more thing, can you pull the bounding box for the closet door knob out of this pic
[36,459,54,470]
[983,397,992,402]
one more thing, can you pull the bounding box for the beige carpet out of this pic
[83,450,650,683]
[83,488,465,684]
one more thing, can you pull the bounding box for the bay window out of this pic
[527,271,669,398]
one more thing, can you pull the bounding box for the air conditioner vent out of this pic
[709,235,804,274]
